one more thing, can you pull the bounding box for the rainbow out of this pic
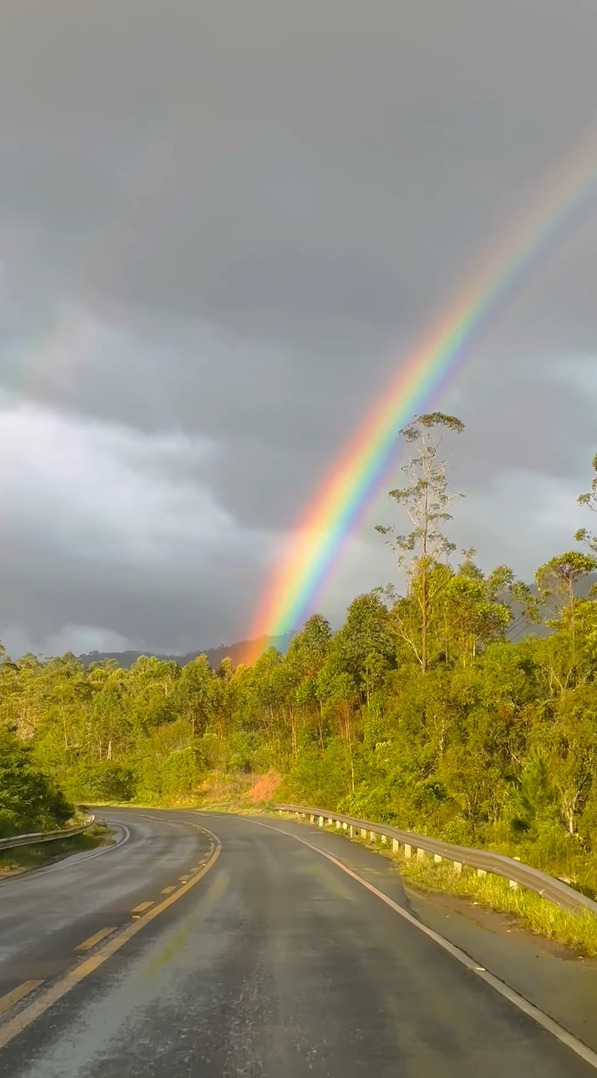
[244,131,597,663]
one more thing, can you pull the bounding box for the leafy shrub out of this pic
[0,727,72,834]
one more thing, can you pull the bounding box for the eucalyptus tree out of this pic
[376,412,464,672]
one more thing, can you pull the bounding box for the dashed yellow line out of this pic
[0,823,221,1052]
[75,927,116,953]
[0,981,43,1017]
[161,886,176,895]
[131,901,154,917]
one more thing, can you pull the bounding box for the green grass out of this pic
[0,823,113,876]
[395,853,597,956]
[81,796,597,958]
[294,817,597,957]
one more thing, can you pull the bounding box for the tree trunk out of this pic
[421,569,428,674]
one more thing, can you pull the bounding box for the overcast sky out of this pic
[1,0,597,659]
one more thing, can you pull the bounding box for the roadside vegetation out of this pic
[396,851,597,957]
[0,724,108,871]
[318,820,597,957]
[0,822,112,877]
[2,416,597,944]
[0,725,73,836]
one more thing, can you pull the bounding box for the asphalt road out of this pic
[0,808,595,1077]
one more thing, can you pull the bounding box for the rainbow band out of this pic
[245,132,597,663]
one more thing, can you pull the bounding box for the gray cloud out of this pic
[0,0,597,655]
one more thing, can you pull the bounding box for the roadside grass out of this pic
[290,816,597,958]
[87,773,277,815]
[395,853,597,957]
[72,797,597,956]
[0,822,113,877]
[80,795,260,813]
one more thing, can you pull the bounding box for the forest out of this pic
[3,414,597,890]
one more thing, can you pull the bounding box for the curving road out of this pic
[0,808,594,1077]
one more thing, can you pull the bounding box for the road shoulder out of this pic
[248,812,597,1054]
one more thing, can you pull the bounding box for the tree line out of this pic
[2,414,597,883]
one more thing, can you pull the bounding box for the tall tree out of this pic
[175,655,217,737]
[332,593,394,703]
[536,552,597,617]
[576,451,597,556]
[376,412,464,673]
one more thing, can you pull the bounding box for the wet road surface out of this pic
[0,809,595,1077]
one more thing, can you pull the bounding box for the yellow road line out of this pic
[0,981,43,1017]
[0,828,221,1052]
[160,886,176,895]
[75,928,116,953]
[131,901,153,917]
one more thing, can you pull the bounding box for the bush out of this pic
[0,727,72,835]
[66,763,136,803]
[280,738,354,807]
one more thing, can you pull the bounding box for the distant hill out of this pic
[77,631,295,670]
[77,572,597,669]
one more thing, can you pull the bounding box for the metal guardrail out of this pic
[275,804,597,916]
[0,815,95,853]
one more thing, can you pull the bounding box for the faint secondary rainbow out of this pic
[244,131,597,664]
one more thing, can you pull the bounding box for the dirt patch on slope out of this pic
[246,772,282,804]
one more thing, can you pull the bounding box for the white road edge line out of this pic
[0,824,131,885]
[206,813,597,1072]
[46,823,131,872]
[67,823,131,867]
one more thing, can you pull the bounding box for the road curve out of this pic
[0,810,212,1003]
[0,808,594,1077]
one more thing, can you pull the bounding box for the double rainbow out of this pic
[244,132,597,663]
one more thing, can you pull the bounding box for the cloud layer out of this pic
[1,1,597,657]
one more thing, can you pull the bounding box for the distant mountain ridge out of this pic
[78,573,597,669]
[77,632,295,670]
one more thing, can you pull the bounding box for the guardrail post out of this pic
[271,804,597,918]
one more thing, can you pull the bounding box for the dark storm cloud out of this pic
[0,543,254,660]
[0,0,597,654]
[3,0,597,336]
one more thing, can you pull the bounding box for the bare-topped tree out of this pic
[576,452,597,557]
[376,412,464,673]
